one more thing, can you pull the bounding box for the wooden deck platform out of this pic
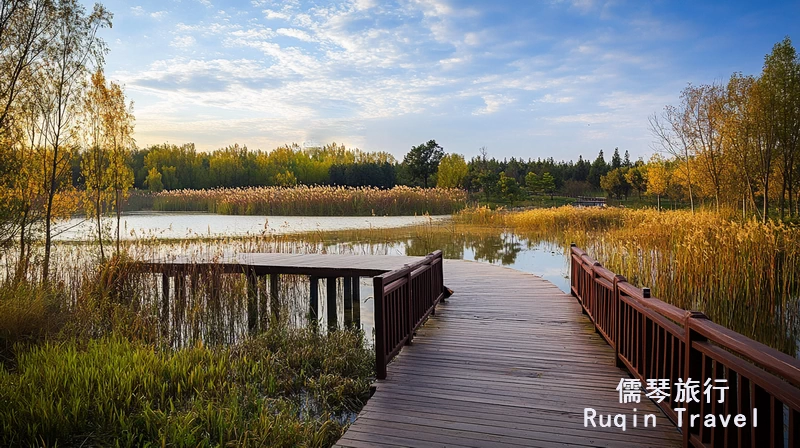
[139,252,426,277]
[336,259,682,448]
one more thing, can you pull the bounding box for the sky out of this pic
[96,0,800,162]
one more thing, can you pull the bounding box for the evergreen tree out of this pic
[611,147,622,169]
[588,150,609,189]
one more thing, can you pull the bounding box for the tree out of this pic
[145,167,163,192]
[0,0,54,134]
[38,0,111,281]
[524,172,541,196]
[81,69,111,259]
[588,150,609,188]
[650,104,696,213]
[646,155,670,210]
[403,140,443,188]
[761,37,800,219]
[600,168,631,199]
[611,147,622,169]
[540,172,556,199]
[437,153,468,188]
[496,172,521,205]
[103,77,135,254]
[624,164,648,199]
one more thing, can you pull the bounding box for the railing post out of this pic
[405,265,413,345]
[641,287,652,379]
[373,275,386,380]
[590,261,601,325]
[570,243,577,298]
[683,310,709,448]
[613,274,626,368]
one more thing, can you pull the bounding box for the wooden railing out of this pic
[570,244,800,448]
[373,250,445,379]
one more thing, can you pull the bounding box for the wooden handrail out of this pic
[570,244,800,448]
[373,250,445,379]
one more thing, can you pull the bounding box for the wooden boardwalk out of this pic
[336,259,682,448]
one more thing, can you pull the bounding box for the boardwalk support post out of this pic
[270,274,280,322]
[309,276,319,326]
[161,273,170,339]
[351,276,360,327]
[246,269,258,333]
[344,276,353,327]
[327,277,337,331]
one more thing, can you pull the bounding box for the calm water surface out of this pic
[54,213,450,241]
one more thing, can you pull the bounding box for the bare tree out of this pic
[649,105,696,213]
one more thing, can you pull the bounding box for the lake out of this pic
[53,213,451,241]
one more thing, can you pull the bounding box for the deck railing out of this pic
[570,244,800,448]
[373,250,445,379]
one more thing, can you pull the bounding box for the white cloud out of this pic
[276,27,315,42]
[130,6,145,16]
[473,95,514,115]
[538,94,574,103]
[171,36,196,49]
[150,11,167,20]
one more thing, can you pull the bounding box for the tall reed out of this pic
[151,185,467,216]
[458,206,800,354]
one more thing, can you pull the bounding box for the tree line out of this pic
[648,37,800,221]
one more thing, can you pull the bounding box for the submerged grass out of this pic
[0,327,372,447]
[458,206,800,354]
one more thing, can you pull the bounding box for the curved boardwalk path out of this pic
[336,259,682,448]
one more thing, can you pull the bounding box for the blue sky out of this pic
[98,0,800,161]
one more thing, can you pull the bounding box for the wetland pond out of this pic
[44,213,571,347]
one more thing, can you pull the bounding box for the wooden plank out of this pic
[338,259,682,447]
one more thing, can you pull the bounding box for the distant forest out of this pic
[66,141,619,198]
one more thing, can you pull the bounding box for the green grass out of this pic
[0,327,373,447]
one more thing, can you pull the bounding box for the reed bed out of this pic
[151,186,467,216]
[458,206,800,354]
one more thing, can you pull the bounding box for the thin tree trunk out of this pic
[96,182,104,261]
[42,146,58,283]
[763,175,770,224]
[15,208,28,284]
[116,188,121,255]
